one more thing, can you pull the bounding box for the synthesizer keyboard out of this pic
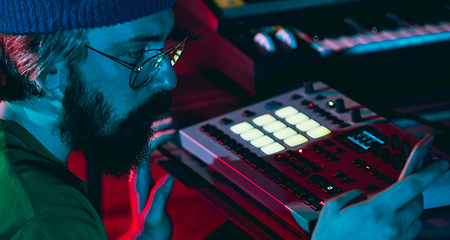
[177,0,450,95]
[180,81,450,234]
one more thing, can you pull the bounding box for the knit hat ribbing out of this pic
[0,0,177,34]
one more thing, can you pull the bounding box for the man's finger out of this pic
[323,190,363,214]
[149,129,176,150]
[153,117,173,131]
[398,134,434,180]
[375,160,449,212]
[395,197,423,228]
[142,174,174,224]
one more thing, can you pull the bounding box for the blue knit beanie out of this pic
[0,0,177,34]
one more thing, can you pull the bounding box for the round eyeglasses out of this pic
[85,37,187,91]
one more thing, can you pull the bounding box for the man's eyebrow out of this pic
[109,34,165,49]
[109,23,176,50]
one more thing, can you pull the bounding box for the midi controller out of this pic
[180,81,450,235]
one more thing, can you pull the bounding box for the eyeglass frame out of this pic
[84,37,188,91]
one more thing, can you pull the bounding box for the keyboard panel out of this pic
[180,81,450,234]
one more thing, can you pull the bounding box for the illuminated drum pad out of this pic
[179,81,450,235]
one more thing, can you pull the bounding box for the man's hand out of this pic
[311,136,449,240]
[120,117,176,240]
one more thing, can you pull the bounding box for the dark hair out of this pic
[0,29,88,101]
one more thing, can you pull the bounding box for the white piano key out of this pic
[424,24,447,33]
[439,22,450,31]
[321,39,346,51]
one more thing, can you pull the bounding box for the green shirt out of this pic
[0,119,108,239]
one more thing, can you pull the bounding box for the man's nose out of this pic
[143,58,177,92]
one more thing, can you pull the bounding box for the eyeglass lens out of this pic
[130,40,186,90]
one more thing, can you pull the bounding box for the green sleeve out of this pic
[9,214,107,240]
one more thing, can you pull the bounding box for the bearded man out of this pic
[0,0,448,240]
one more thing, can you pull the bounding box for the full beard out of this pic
[55,66,172,179]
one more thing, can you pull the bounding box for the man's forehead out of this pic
[87,8,175,48]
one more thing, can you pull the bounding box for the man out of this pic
[0,0,448,239]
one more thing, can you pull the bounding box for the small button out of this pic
[272,172,287,184]
[199,124,213,132]
[311,199,325,211]
[317,109,328,116]
[291,93,303,100]
[311,144,321,151]
[375,173,387,180]
[328,155,342,162]
[366,184,381,191]
[230,122,254,134]
[274,127,297,140]
[243,153,258,164]
[265,100,283,110]
[263,121,286,133]
[338,123,351,128]
[369,168,382,177]
[295,167,310,176]
[261,142,285,155]
[341,176,355,183]
[230,143,244,154]
[301,100,312,105]
[321,151,333,158]
[241,129,264,141]
[287,182,303,194]
[287,161,299,170]
[381,176,395,184]
[322,184,343,194]
[237,148,251,159]
[251,158,265,168]
[284,150,299,158]
[324,113,334,120]
[333,172,346,178]
[251,135,275,148]
[323,140,336,146]
[265,168,280,179]
[364,164,373,172]
[304,162,322,172]
[307,103,316,109]
[218,136,231,146]
[294,188,310,200]
[327,101,335,108]
[286,113,309,125]
[244,155,258,164]
[329,117,340,123]
[307,126,331,139]
[351,158,361,164]
[357,161,367,168]
[334,147,348,154]
[275,106,299,118]
[311,105,322,112]
[211,132,225,141]
[224,139,238,150]
[315,94,326,100]
[274,154,290,163]
[284,134,308,147]
[243,110,256,117]
[220,118,234,125]
[259,163,273,174]
[256,160,269,169]
[315,179,330,189]
[308,174,326,184]
[302,193,318,205]
[280,177,295,189]
[253,114,276,127]
[294,187,310,200]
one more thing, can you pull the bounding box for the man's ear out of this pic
[40,62,69,91]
